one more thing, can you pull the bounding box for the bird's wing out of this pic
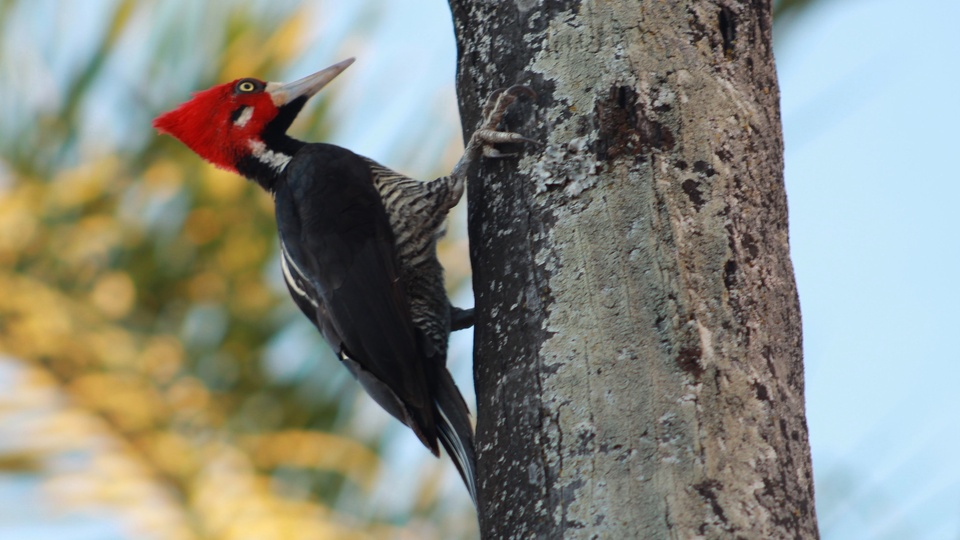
[274,143,437,446]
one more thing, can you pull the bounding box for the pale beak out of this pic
[268,58,355,106]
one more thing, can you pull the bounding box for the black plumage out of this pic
[273,143,476,502]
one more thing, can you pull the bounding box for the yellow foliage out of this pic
[0,363,198,540]
[137,336,185,384]
[70,372,167,432]
[202,167,248,202]
[0,1,476,537]
[221,34,269,81]
[220,6,308,81]
[55,214,124,273]
[143,159,185,190]
[88,327,140,368]
[49,157,118,210]
[165,376,212,415]
[191,444,372,540]
[231,272,275,314]
[138,430,200,480]
[187,271,229,302]
[90,271,137,319]
[0,275,77,361]
[217,229,268,272]
[0,204,37,260]
[265,9,310,66]
[245,430,380,491]
[184,208,223,246]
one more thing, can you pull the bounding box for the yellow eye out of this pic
[238,81,256,93]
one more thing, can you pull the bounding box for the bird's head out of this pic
[153,58,354,175]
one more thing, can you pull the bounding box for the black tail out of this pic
[435,369,478,506]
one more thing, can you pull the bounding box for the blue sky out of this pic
[779,0,960,537]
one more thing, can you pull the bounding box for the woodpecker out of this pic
[153,58,534,505]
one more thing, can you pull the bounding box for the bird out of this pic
[152,57,534,505]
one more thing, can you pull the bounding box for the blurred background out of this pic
[0,0,955,539]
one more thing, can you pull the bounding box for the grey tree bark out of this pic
[448,0,819,538]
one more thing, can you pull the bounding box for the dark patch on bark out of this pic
[634,110,676,153]
[682,179,706,211]
[694,480,729,528]
[577,430,596,454]
[742,232,759,261]
[595,85,675,162]
[686,7,711,47]
[562,477,587,530]
[653,103,672,113]
[752,0,772,47]
[599,441,628,462]
[761,345,776,377]
[677,346,704,380]
[594,103,626,161]
[723,259,737,289]
[753,381,769,401]
[693,160,717,177]
[719,6,737,58]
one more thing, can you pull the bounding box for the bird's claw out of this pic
[469,85,538,158]
[450,307,475,331]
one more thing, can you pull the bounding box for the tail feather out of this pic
[436,370,477,506]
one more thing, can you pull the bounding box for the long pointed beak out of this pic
[268,58,355,106]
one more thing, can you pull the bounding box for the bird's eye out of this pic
[235,79,263,94]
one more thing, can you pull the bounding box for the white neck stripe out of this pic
[248,139,292,172]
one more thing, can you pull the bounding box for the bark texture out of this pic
[449,1,818,538]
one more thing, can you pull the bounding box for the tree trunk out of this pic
[449,1,819,538]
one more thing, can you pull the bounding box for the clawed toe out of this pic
[470,85,538,158]
[474,129,534,145]
[480,86,537,130]
[504,85,537,100]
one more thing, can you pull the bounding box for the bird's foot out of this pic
[450,307,475,331]
[469,85,538,158]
